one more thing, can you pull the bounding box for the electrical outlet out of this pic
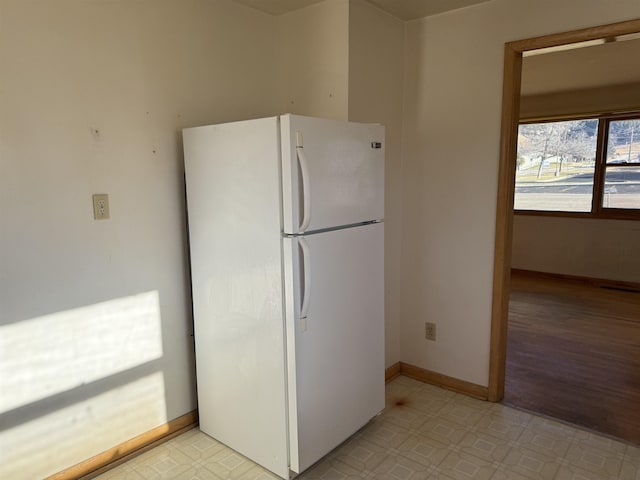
[425,322,436,341]
[92,194,110,220]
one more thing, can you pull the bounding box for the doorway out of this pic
[488,18,640,439]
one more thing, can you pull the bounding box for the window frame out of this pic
[515,111,640,220]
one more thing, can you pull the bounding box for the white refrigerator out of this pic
[183,114,385,479]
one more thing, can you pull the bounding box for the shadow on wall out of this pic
[0,291,166,480]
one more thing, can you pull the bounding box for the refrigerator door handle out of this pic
[296,138,311,233]
[298,236,311,319]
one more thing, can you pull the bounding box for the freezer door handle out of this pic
[298,236,311,319]
[296,134,311,233]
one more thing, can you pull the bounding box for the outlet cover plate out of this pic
[93,194,110,220]
[425,322,436,341]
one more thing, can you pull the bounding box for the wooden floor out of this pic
[505,271,640,445]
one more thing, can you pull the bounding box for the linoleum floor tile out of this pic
[92,377,638,480]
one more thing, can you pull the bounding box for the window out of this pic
[514,114,640,217]
[515,119,598,212]
[603,119,640,209]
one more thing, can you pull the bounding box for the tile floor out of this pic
[94,376,640,480]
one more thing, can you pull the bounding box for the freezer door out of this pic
[282,223,385,473]
[281,115,384,234]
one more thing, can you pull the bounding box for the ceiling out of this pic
[521,36,640,96]
[231,0,492,20]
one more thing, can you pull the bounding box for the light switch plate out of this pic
[93,194,110,220]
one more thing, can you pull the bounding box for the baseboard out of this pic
[512,268,640,293]
[398,362,488,400]
[385,362,401,382]
[47,410,198,480]
[50,363,485,478]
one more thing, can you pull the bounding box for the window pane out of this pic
[602,166,640,209]
[607,119,640,164]
[515,120,598,212]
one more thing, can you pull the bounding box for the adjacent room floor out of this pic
[93,376,639,480]
[505,270,640,446]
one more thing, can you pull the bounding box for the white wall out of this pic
[275,0,349,120]
[512,216,640,282]
[520,82,640,119]
[0,0,277,478]
[400,0,640,386]
[348,0,404,367]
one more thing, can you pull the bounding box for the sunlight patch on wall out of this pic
[0,372,167,480]
[0,291,163,414]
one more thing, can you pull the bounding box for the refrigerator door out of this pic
[183,117,291,479]
[281,115,384,234]
[282,222,385,473]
